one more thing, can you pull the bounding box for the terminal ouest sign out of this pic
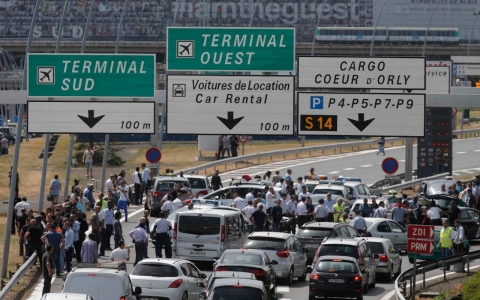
[27,53,156,98]
[166,27,295,72]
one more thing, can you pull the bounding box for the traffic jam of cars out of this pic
[48,171,480,300]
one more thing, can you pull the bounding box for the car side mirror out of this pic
[373,253,379,259]
[197,282,206,288]
[306,266,313,273]
[271,260,279,265]
[199,292,207,299]
[134,287,142,295]
[201,273,207,279]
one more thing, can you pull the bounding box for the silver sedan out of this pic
[349,218,408,250]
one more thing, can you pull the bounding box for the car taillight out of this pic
[120,297,126,300]
[310,274,320,281]
[358,248,365,266]
[312,245,322,265]
[221,225,225,242]
[379,255,389,263]
[251,269,266,276]
[241,246,247,250]
[215,267,229,271]
[173,223,177,240]
[198,190,208,195]
[168,279,183,288]
[354,276,362,283]
[276,250,290,258]
[153,191,164,197]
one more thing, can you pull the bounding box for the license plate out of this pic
[328,279,345,283]
[307,244,318,248]
[190,251,206,256]
[140,298,157,300]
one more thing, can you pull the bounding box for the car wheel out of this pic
[298,264,307,282]
[395,262,402,278]
[285,268,293,286]
[357,295,363,300]
[308,294,315,300]
[369,275,376,288]
[386,267,393,283]
[182,292,188,300]
[363,277,369,294]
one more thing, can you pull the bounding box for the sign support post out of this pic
[413,253,417,299]
[63,135,74,201]
[39,133,49,210]
[100,134,109,193]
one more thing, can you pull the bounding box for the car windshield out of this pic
[156,180,186,191]
[178,215,220,235]
[296,228,334,238]
[187,178,207,189]
[306,184,317,193]
[131,263,179,277]
[220,253,262,265]
[244,237,285,251]
[212,286,263,300]
[318,244,359,259]
[312,189,344,196]
[317,260,358,274]
[368,242,385,254]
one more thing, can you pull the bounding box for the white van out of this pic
[41,294,92,300]
[173,209,247,261]
[63,268,142,300]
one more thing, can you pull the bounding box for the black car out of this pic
[0,128,16,144]
[198,271,257,297]
[459,207,480,239]
[309,256,364,300]
[214,249,277,298]
[296,222,360,263]
[200,278,269,300]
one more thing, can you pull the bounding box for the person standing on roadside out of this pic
[270,200,283,232]
[42,245,55,295]
[82,146,94,178]
[1,135,9,154]
[49,175,61,204]
[153,211,172,258]
[133,167,143,205]
[229,135,239,157]
[437,219,455,270]
[129,223,148,266]
[211,169,223,191]
[117,180,130,221]
[314,199,330,222]
[222,134,231,158]
[242,200,256,234]
[376,137,385,155]
[141,163,150,200]
[63,222,74,273]
[250,204,268,232]
[217,135,224,160]
[113,211,123,249]
[41,224,64,276]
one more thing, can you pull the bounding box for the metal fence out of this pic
[0,252,37,300]
[395,249,480,300]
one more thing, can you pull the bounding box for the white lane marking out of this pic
[456,151,467,154]
[380,264,480,300]
[462,170,474,174]
[399,159,406,162]
[329,171,340,174]
[452,173,461,176]
[360,164,373,167]
[276,286,290,293]
[474,150,480,152]
[343,168,356,170]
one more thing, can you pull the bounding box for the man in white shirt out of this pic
[279,193,288,216]
[245,188,255,203]
[133,167,143,205]
[372,201,387,218]
[427,202,443,225]
[14,198,31,217]
[314,199,331,222]
[265,187,276,214]
[171,192,184,212]
[153,211,172,258]
[275,178,285,190]
[296,177,306,195]
[141,163,150,199]
[296,198,308,227]
[298,185,311,202]
[161,199,173,212]
[242,200,256,233]
[232,193,247,210]
[162,189,173,202]
[116,180,130,221]
[110,241,130,262]
[78,190,90,211]
[352,210,367,235]
[324,193,336,211]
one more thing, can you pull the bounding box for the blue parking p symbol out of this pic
[310,96,323,109]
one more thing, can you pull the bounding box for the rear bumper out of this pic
[375,264,391,274]
[309,283,363,298]
[272,261,290,278]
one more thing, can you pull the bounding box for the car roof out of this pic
[184,175,208,179]
[322,237,359,245]
[137,258,187,265]
[354,237,390,244]
[248,232,292,239]
[222,249,265,256]
[314,184,345,190]
[300,222,339,229]
[178,208,240,216]
[318,255,358,262]
[42,293,91,300]
[211,278,265,289]
[70,268,127,275]
[362,218,390,223]
[155,176,189,182]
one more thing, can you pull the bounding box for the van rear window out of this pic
[179,216,220,235]
[244,237,285,250]
[187,178,207,189]
[319,245,359,259]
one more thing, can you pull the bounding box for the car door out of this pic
[388,220,408,249]
[287,237,301,277]
[346,226,360,238]
[362,242,376,282]
[263,253,275,287]
[186,263,205,297]
[294,237,307,274]
[388,242,401,274]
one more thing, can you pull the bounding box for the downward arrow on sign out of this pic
[78,110,105,128]
[217,111,244,130]
[347,113,375,132]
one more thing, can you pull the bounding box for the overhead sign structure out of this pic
[454,64,480,76]
[27,101,155,134]
[27,54,156,98]
[167,27,295,72]
[146,147,162,164]
[407,225,434,240]
[381,157,399,175]
[297,92,425,137]
[167,75,294,135]
[407,240,434,255]
[297,56,426,90]
[376,66,450,95]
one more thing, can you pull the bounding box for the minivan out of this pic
[63,268,142,300]
[173,209,247,261]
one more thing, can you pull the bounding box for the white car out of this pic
[242,232,308,286]
[348,199,393,220]
[355,237,402,282]
[129,258,207,300]
[41,294,93,300]
[349,218,408,250]
[310,180,353,205]
[184,174,212,196]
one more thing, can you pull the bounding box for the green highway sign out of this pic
[167,27,295,72]
[28,54,156,98]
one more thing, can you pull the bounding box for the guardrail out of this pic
[179,129,480,176]
[395,249,480,300]
[0,252,37,299]
[370,173,450,194]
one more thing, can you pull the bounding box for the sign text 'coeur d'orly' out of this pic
[167,27,295,72]
[297,56,426,90]
[27,54,156,98]
[166,75,294,135]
